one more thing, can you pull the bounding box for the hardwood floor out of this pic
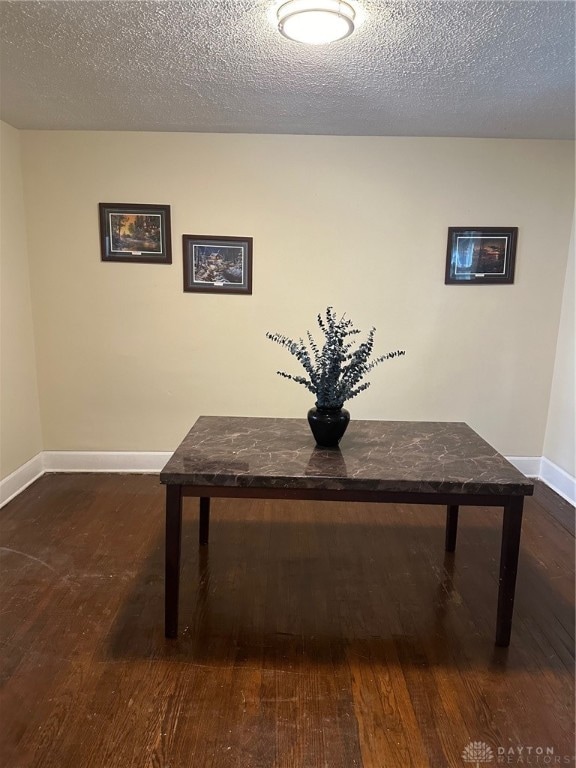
[0,473,574,768]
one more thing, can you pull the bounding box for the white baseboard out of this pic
[0,451,171,508]
[0,453,44,508]
[539,457,576,506]
[43,451,172,474]
[506,456,542,478]
[1,452,575,510]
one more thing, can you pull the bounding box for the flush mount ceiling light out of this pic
[277,0,356,45]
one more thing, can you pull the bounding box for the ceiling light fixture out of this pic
[277,0,356,45]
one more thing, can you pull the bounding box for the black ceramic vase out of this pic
[307,406,350,448]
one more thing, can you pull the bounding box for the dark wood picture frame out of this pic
[183,234,253,295]
[445,227,518,284]
[99,203,172,264]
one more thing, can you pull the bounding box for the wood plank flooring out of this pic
[0,473,574,768]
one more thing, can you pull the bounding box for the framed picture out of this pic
[445,227,518,284]
[99,203,172,264]
[183,235,253,295]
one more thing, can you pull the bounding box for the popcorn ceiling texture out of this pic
[0,0,574,138]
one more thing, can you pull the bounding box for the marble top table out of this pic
[160,416,533,646]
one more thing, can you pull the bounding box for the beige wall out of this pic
[20,131,574,457]
[0,121,43,478]
[544,213,575,475]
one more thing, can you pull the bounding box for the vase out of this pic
[307,405,350,448]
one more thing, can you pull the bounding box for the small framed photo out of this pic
[99,203,172,264]
[445,227,518,284]
[183,235,253,295]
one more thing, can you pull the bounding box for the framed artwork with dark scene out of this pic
[99,203,172,264]
[183,235,253,295]
[445,227,518,284]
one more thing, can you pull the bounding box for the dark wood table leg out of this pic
[445,505,459,552]
[199,497,210,546]
[165,484,183,639]
[496,496,524,647]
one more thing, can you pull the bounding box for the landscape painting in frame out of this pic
[445,227,518,284]
[99,203,172,264]
[183,235,253,295]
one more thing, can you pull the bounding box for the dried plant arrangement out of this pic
[266,307,405,410]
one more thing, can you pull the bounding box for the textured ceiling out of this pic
[0,0,574,138]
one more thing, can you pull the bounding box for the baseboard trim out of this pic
[43,451,172,474]
[2,452,574,509]
[506,456,542,478]
[0,453,44,508]
[539,457,576,507]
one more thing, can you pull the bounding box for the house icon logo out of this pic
[462,741,494,766]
